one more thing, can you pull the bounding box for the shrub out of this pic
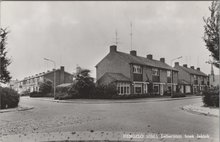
[203,89,219,107]
[54,83,80,100]
[171,92,186,98]
[163,90,171,96]
[93,84,118,99]
[0,87,20,109]
[39,80,53,94]
[20,90,30,96]
[29,91,44,97]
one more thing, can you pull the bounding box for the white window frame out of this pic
[133,65,142,74]
[152,68,159,76]
[167,71,171,77]
[117,82,130,95]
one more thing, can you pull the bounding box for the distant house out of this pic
[174,62,208,94]
[11,66,73,94]
[95,45,178,95]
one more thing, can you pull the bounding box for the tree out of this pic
[203,1,220,68]
[39,80,53,94]
[73,66,95,98]
[0,28,11,83]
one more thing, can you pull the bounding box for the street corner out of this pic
[0,105,34,113]
[180,103,219,117]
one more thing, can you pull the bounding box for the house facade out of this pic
[11,66,73,94]
[174,62,208,94]
[96,45,178,95]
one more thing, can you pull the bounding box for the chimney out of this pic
[130,50,137,56]
[60,66,65,84]
[160,58,165,63]
[147,54,153,60]
[191,66,194,69]
[197,67,200,71]
[110,45,117,53]
[175,62,179,66]
[183,64,187,68]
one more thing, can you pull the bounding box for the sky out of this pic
[1,1,218,80]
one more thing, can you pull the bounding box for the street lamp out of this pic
[170,56,182,97]
[44,58,56,99]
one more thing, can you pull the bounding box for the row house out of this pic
[174,62,208,94]
[96,45,178,95]
[11,66,73,94]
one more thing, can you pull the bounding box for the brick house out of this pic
[96,45,178,95]
[174,62,208,94]
[11,66,73,94]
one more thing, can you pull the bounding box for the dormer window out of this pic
[133,65,142,74]
[152,68,159,76]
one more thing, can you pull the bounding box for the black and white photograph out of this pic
[0,1,219,142]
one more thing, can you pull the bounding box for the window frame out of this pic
[117,82,130,95]
[133,65,142,74]
[152,68,159,76]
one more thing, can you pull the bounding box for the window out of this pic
[134,83,142,94]
[133,65,142,74]
[152,68,159,76]
[117,82,130,95]
[167,71,171,77]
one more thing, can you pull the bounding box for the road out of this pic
[0,96,219,141]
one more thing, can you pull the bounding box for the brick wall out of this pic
[175,66,191,83]
[96,52,131,81]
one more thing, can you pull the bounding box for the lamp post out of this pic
[44,58,56,99]
[170,56,182,97]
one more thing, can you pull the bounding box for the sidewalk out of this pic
[181,103,219,117]
[0,104,34,113]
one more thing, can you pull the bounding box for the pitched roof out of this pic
[105,72,130,82]
[116,51,178,71]
[23,69,72,81]
[176,66,207,77]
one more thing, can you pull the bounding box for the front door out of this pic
[160,84,164,95]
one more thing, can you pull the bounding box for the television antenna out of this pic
[130,22,133,50]
[114,29,119,46]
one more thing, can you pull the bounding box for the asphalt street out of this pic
[0,96,219,141]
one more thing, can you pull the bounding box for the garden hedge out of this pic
[0,87,20,109]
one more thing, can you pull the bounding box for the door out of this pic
[160,84,164,95]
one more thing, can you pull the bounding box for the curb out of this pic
[0,105,34,113]
[33,96,202,104]
[180,104,219,117]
